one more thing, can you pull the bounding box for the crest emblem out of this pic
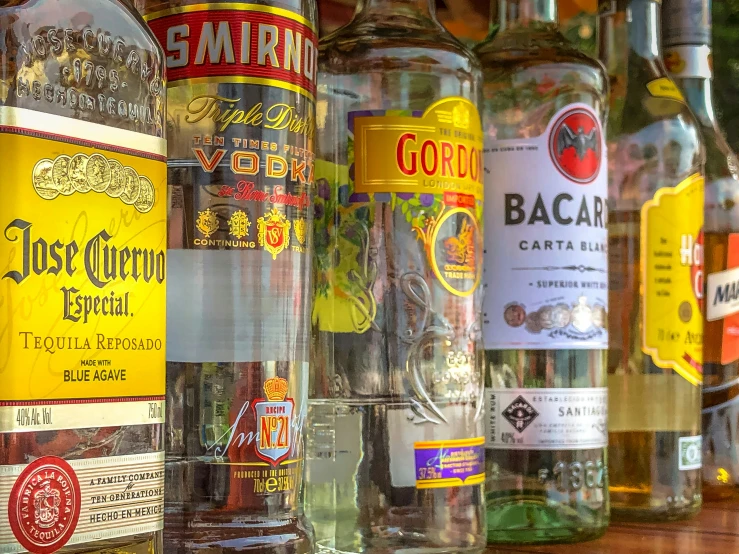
[452,104,470,129]
[502,396,539,433]
[228,209,251,239]
[8,456,81,554]
[196,208,220,238]
[293,218,306,245]
[549,107,602,184]
[253,377,294,465]
[258,208,291,259]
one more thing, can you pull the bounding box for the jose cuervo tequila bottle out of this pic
[600,0,705,521]
[663,0,739,500]
[476,0,610,544]
[307,0,486,550]
[0,0,167,552]
[139,0,316,551]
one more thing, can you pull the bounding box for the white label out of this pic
[482,103,609,349]
[706,265,739,321]
[679,435,703,470]
[0,452,164,553]
[485,388,608,450]
[665,45,713,80]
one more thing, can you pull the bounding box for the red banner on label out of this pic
[146,5,318,99]
[722,234,739,365]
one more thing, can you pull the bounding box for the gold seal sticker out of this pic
[641,173,704,386]
[646,77,685,101]
[414,206,481,297]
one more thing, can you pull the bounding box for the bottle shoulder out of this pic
[319,16,480,78]
[0,0,164,136]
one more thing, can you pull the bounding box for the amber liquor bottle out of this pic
[663,0,739,500]
[600,0,705,520]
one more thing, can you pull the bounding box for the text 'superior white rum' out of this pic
[138,0,317,551]
[476,0,610,544]
[663,0,739,501]
[0,0,167,552]
[600,0,705,521]
[307,0,486,551]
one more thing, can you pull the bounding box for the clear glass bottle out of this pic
[307,0,486,551]
[476,0,610,544]
[663,0,739,501]
[137,0,316,551]
[599,0,705,521]
[0,0,166,552]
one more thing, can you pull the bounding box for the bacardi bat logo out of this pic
[548,107,602,184]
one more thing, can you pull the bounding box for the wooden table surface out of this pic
[485,499,739,554]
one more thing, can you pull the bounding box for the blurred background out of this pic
[316,0,739,152]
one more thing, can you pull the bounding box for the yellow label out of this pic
[641,173,704,386]
[0,107,167,401]
[646,77,685,101]
[353,97,484,200]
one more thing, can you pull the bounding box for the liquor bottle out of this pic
[663,0,739,500]
[0,1,166,553]
[476,0,610,544]
[307,0,486,550]
[138,0,316,551]
[599,0,705,520]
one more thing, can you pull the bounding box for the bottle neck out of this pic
[355,0,435,19]
[676,76,717,128]
[627,0,661,59]
[499,0,557,31]
[598,0,661,80]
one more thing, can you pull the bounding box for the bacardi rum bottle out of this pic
[663,0,739,500]
[138,0,316,551]
[307,0,486,551]
[0,0,166,552]
[476,0,610,544]
[600,0,705,520]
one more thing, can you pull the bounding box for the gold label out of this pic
[641,173,704,386]
[646,77,685,101]
[0,107,167,403]
[353,98,484,200]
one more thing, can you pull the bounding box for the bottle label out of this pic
[145,3,318,100]
[679,435,703,470]
[146,5,316,364]
[646,77,686,101]
[482,103,608,349]
[313,98,484,333]
[0,452,164,553]
[663,0,711,47]
[706,233,739,365]
[642,174,704,385]
[414,437,485,489]
[0,106,167,421]
[199,370,305,498]
[665,45,713,80]
[485,388,608,450]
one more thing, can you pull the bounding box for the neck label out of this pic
[665,45,713,80]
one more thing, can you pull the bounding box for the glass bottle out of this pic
[307,0,486,551]
[599,0,705,520]
[0,0,166,552]
[137,0,316,551]
[663,0,739,501]
[476,0,610,544]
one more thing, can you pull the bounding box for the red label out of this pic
[722,234,739,365]
[146,5,318,98]
[8,457,81,554]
